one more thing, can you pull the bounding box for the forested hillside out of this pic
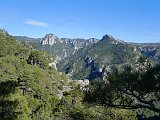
[57,35,144,80]
[0,29,159,120]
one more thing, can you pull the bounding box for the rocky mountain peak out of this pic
[41,33,58,46]
[101,34,121,44]
[87,38,99,43]
[102,34,114,40]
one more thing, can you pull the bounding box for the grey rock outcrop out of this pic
[41,34,58,46]
[40,34,99,61]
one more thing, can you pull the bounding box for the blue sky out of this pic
[0,0,160,43]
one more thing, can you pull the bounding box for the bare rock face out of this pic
[41,34,58,46]
[101,34,125,44]
[102,34,114,40]
[41,34,99,47]
[40,34,99,61]
[77,79,90,90]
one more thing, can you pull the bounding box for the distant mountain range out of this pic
[58,35,142,80]
[15,34,160,80]
[16,34,98,61]
[134,43,160,61]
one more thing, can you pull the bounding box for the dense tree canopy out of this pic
[84,63,160,114]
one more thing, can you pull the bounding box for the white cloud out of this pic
[24,19,48,27]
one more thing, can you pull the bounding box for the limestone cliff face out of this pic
[139,44,160,61]
[40,33,99,60]
[41,34,98,47]
[41,34,58,46]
